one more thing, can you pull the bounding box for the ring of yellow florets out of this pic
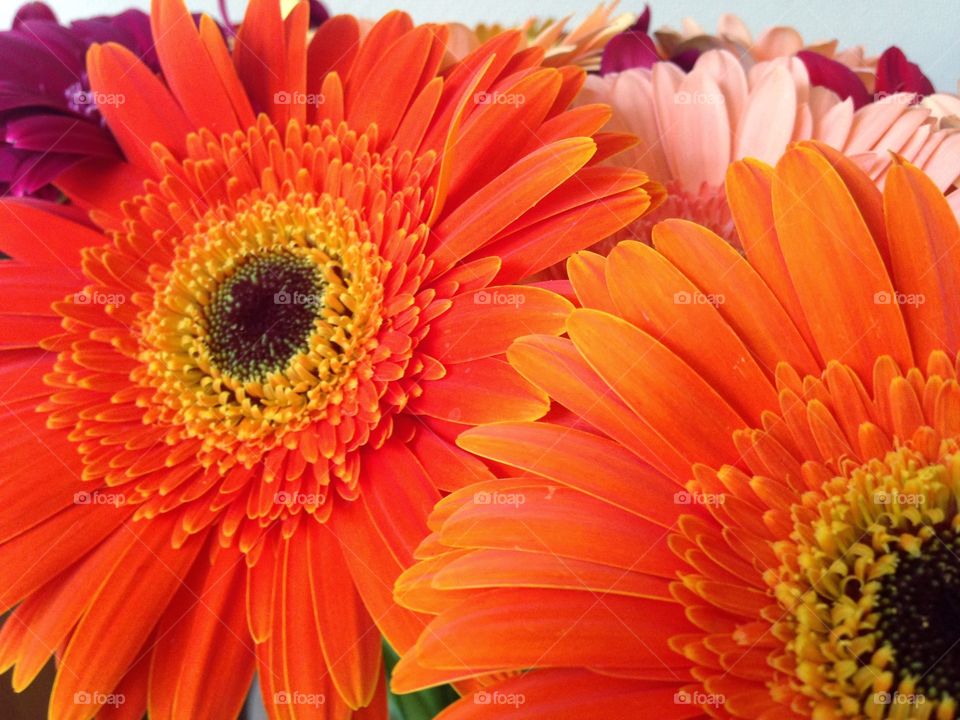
[138,192,385,464]
[768,440,960,719]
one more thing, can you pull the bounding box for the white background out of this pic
[2,0,959,91]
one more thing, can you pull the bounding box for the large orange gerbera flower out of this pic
[0,1,659,717]
[392,143,960,719]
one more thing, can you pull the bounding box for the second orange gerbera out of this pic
[0,0,659,718]
[393,144,960,719]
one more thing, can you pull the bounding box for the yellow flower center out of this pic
[770,440,960,719]
[138,192,385,466]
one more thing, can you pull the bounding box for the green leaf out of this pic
[384,640,458,720]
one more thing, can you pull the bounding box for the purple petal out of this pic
[5,114,119,158]
[0,81,72,113]
[798,50,871,109]
[634,5,651,34]
[308,0,329,27]
[72,10,159,73]
[13,2,57,27]
[600,31,659,75]
[0,145,78,195]
[875,46,935,99]
[0,30,82,91]
[670,48,701,73]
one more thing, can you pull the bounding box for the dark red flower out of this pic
[799,45,934,108]
[876,45,935,97]
[797,50,872,108]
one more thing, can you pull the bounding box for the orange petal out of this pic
[606,238,778,425]
[507,335,691,478]
[151,0,240,134]
[49,517,208,719]
[771,146,913,380]
[420,285,572,363]
[429,137,595,276]
[87,43,192,172]
[883,158,960,360]
[726,159,818,358]
[410,588,689,670]
[412,357,549,425]
[148,544,254,720]
[409,426,496,493]
[0,200,103,267]
[458,420,683,525]
[653,219,820,378]
[567,308,746,469]
[330,497,431,653]
[303,520,381,709]
[232,0,286,125]
[306,15,360,87]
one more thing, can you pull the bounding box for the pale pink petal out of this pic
[751,26,803,60]
[809,85,842,119]
[747,58,809,105]
[793,103,814,140]
[813,95,854,147]
[579,70,672,180]
[735,64,797,163]
[834,45,871,72]
[652,62,686,182]
[717,13,752,46]
[897,123,934,165]
[850,151,888,180]
[922,93,960,125]
[919,131,960,190]
[871,107,930,155]
[694,50,748,137]
[617,72,672,181]
[844,100,911,153]
[670,71,731,188]
[913,126,951,168]
[681,17,705,37]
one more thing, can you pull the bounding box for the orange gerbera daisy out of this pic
[0,0,659,718]
[392,143,960,719]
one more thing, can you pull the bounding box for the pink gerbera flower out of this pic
[579,49,960,249]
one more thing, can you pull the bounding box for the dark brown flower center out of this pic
[876,527,960,702]
[204,250,323,381]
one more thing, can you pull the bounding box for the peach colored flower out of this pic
[445,1,635,71]
[579,49,960,248]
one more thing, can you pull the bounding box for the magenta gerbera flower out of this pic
[0,2,158,198]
